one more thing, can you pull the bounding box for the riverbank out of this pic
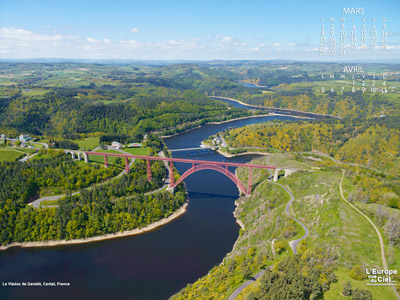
[0,202,189,251]
[206,112,310,125]
[160,96,321,139]
[160,125,202,138]
[217,149,269,158]
[160,114,276,138]
[210,96,342,120]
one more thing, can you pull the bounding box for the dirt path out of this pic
[339,170,400,300]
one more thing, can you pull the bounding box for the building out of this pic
[112,141,124,149]
[0,134,6,139]
[19,134,32,142]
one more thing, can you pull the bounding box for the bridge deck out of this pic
[169,147,214,152]
[86,152,276,169]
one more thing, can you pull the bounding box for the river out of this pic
[0,112,302,300]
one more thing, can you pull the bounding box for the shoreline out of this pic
[0,201,189,251]
[206,112,310,124]
[162,112,310,140]
[217,149,269,158]
[160,125,202,138]
[210,96,342,120]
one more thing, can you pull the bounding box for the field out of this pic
[76,137,100,150]
[91,149,130,168]
[122,147,149,156]
[0,149,25,162]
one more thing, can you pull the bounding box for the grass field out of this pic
[0,149,25,162]
[39,200,59,207]
[21,88,48,96]
[90,149,129,168]
[76,137,99,150]
[324,267,395,300]
[122,147,149,156]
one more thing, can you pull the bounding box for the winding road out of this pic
[274,181,309,255]
[228,157,309,299]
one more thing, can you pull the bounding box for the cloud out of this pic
[121,39,139,47]
[215,35,246,50]
[0,27,67,41]
[86,37,99,43]
[1,27,398,60]
[385,45,400,50]
[130,27,139,33]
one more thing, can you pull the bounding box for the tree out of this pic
[349,265,367,281]
[273,241,286,255]
[342,281,352,297]
[241,265,252,279]
[351,288,372,300]
[384,215,400,245]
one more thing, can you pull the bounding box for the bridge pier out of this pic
[83,153,89,163]
[104,155,108,168]
[125,157,130,173]
[273,168,279,182]
[169,160,175,186]
[167,186,175,195]
[247,167,253,195]
[146,159,152,181]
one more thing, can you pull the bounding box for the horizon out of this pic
[1,58,400,64]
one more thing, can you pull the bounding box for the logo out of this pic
[365,268,397,286]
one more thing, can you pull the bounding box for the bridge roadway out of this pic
[169,147,215,152]
[85,152,277,170]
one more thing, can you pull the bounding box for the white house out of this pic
[112,141,124,149]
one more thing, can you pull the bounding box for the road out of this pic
[30,192,80,208]
[227,268,270,300]
[274,181,309,255]
[3,138,48,148]
[264,157,309,255]
[227,157,310,299]
[19,151,39,162]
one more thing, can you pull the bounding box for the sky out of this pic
[0,0,399,61]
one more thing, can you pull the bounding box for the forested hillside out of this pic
[223,116,400,176]
[0,146,186,245]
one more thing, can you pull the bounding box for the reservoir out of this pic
[0,112,301,300]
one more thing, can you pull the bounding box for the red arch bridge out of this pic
[85,152,277,196]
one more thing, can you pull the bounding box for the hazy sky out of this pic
[0,0,399,60]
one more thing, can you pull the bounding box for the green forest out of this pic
[0,143,186,245]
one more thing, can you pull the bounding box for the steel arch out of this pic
[172,164,249,196]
